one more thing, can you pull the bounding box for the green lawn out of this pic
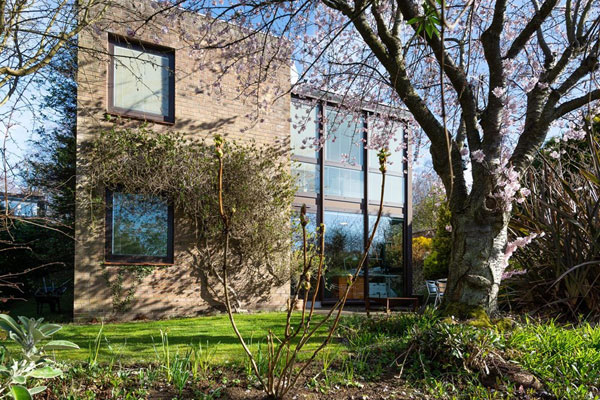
[3,312,333,365]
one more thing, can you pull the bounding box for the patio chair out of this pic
[435,279,447,307]
[425,280,439,306]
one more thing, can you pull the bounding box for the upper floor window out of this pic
[108,35,175,123]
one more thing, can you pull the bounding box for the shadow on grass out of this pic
[22,313,333,365]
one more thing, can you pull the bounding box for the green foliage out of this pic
[413,180,445,232]
[338,312,600,399]
[83,126,296,306]
[25,46,77,224]
[507,121,600,316]
[406,0,442,38]
[0,314,78,398]
[423,202,451,280]
[0,220,74,306]
[507,319,600,399]
[189,341,216,380]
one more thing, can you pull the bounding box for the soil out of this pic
[145,368,422,400]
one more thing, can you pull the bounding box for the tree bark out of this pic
[444,199,510,316]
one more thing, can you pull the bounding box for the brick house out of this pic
[74,0,412,321]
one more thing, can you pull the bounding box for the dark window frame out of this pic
[290,92,413,301]
[107,34,176,124]
[105,189,175,265]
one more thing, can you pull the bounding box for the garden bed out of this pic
[2,311,599,399]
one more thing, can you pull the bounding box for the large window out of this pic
[105,190,174,264]
[368,215,404,297]
[323,211,364,300]
[108,35,175,123]
[324,108,364,199]
[290,95,411,301]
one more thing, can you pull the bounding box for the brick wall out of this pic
[75,0,291,321]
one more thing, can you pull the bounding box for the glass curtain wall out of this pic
[291,96,410,304]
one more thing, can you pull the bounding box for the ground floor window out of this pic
[105,190,174,264]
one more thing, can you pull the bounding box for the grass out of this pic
[3,308,598,399]
[338,311,600,400]
[3,312,333,365]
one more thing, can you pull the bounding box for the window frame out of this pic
[105,189,175,265]
[107,34,176,124]
[290,91,412,301]
[291,98,320,198]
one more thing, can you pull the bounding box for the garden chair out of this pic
[435,279,447,307]
[425,280,439,306]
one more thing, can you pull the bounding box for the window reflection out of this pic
[326,109,363,165]
[324,166,363,198]
[112,192,169,257]
[292,162,319,193]
[368,215,404,297]
[367,119,404,174]
[368,173,404,204]
[291,211,318,250]
[7,200,38,217]
[113,44,172,117]
[323,211,364,300]
[291,101,318,159]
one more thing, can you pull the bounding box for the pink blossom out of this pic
[472,150,485,163]
[549,150,560,159]
[502,269,527,280]
[504,233,542,268]
[445,225,452,232]
[460,147,469,156]
[492,86,506,99]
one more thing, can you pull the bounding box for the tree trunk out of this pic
[443,202,510,317]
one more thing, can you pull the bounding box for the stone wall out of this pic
[75,0,291,321]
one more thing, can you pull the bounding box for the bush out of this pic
[411,236,432,293]
[83,126,296,308]
[506,119,600,317]
[423,203,451,280]
[337,312,600,399]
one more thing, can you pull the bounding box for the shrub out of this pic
[0,315,79,398]
[338,312,600,399]
[82,126,296,309]
[423,203,451,280]
[411,236,432,293]
[506,119,600,317]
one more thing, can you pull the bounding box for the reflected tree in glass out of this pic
[112,192,169,257]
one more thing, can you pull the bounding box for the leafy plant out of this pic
[153,329,171,382]
[423,203,451,280]
[507,119,600,317]
[214,135,392,398]
[0,314,79,399]
[87,322,104,367]
[170,353,191,396]
[189,341,215,380]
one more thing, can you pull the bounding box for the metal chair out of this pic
[425,279,447,307]
[425,280,439,306]
[435,279,447,307]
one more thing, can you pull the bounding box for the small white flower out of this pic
[549,150,560,159]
